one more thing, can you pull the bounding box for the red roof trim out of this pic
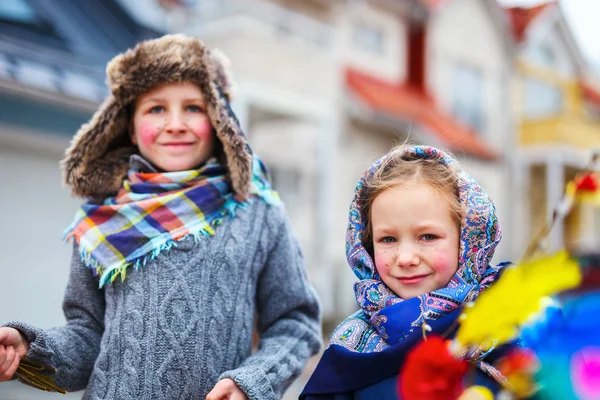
[418,0,444,9]
[581,82,600,108]
[505,2,556,42]
[346,68,499,160]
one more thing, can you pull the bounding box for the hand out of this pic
[206,378,248,400]
[0,328,29,382]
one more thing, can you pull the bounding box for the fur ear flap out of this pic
[61,96,134,199]
[208,49,235,101]
[203,51,252,196]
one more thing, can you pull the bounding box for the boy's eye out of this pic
[186,105,204,113]
[420,234,438,241]
[149,105,165,114]
[381,236,396,243]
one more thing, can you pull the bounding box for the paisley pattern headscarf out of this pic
[330,145,505,353]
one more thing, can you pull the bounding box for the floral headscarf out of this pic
[331,146,505,353]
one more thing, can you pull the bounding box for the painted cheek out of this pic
[138,121,160,147]
[374,251,392,276]
[433,254,456,275]
[191,119,212,139]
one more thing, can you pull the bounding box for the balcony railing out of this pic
[177,0,333,49]
[0,36,106,104]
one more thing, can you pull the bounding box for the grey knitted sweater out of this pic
[7,200,322,399]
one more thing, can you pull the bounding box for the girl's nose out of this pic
[395,243,419,268]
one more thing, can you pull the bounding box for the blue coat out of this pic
[300,321,513,400]
[302,370,504,400]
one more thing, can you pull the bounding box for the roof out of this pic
[0,0,161,64]
[504,1,596,105]
[0,0,163,104]
[504,2,557,42]
[346,68,499,160]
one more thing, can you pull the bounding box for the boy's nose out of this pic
[165,111,186,134]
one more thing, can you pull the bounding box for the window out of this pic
[453,64,485,132]
[524,77,562,118]
[0,0,37,24]
[353,24,384,54]
[526,42,557,69]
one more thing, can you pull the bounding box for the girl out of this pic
[300,145,509,399]
[0,34,321,400]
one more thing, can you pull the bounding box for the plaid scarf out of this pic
[64,158,279,288]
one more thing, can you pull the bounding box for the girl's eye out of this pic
[420,234,438,241]
[381,237,396,243]
[149,105,165,114]
[186,105,204,113]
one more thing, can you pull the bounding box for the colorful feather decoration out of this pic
[520,293,600,400]
[453,251,582,350]
[398,151,600,400]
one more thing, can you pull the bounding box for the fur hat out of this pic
[61,34,252,200]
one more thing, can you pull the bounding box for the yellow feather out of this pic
[454,251,581,349]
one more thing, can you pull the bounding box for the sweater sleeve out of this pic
[219,206,323,400]
[4,243,105,392]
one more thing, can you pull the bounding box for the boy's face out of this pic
[132,82,214,172]
[371,182,460,299]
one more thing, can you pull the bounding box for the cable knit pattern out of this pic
[5,201,322,400]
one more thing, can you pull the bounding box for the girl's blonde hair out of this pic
[360,145,465,256]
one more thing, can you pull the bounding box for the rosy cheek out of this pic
[433,255,457,275]
[191,119,212,139]
[138,122,160,147]
[374,251,391,275]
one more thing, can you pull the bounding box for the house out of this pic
[505,1,600,256]
[139,0,518,319]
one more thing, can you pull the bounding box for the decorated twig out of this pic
[522,151,600,262]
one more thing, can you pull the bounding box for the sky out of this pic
[497,0,600,66]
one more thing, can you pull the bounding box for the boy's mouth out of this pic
[161,142,195,147]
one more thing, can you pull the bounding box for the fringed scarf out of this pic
[64,157,279,288]
[301,146,509,398]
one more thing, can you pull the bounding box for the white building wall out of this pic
[522,11,578,79]
[250,120,320,270]
[429,0,511,151]
[0,129,78,326]
[197,30,336,102]
[459,157,512,262]
[0,128,83,399]
[338,2,407,83]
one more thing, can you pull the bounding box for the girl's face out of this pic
[132,82,214,172]
[370,182,460,299]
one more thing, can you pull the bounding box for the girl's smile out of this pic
[396,273,431,285]
[371,182,460,299]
